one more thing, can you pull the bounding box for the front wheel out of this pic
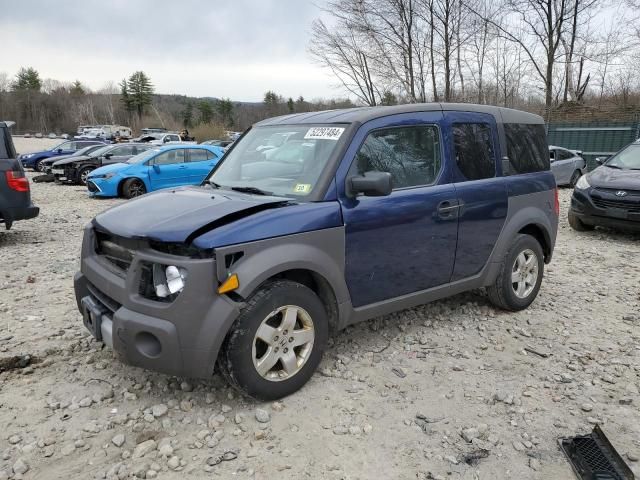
[77,166,94,185]
[35,159,45,172]
[218,280,329,400]
[487,234,544,311]
[568,209,595,231]
[121,178,147,199]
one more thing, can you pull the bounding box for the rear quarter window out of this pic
[505,123,549,174]
[0,127,15,159]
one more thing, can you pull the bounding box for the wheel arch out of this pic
[117,176,149,197]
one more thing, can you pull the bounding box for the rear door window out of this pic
[504,123,549,173]
[154,149,186,165]
[452,123,496,180]
[354,125,442,189]
[189,149,210,162]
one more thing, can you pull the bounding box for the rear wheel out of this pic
[569,170,582,187]
[218,280,329,400]
[487,234,544,311]
[77,166,94,185]
[122,178,147,199]
[568,210,595,231]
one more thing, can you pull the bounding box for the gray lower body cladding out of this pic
[74,189,557,378]
[74,225,347,378]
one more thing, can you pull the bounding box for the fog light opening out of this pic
[135,331,162,358]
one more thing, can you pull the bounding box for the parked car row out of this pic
[86,144,224,198]
[19,140,107,172]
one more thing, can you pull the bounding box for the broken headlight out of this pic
[152,264,187,298]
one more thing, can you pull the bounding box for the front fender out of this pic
[214,226,349,304]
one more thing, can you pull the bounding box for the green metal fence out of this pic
[546,121,640,171]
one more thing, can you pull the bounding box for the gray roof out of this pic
[255,103,544,127]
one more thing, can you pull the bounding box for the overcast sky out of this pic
[1,0,337,101]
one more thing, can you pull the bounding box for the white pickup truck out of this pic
[148,133,196,145]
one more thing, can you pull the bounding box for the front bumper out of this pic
[74,225,241,378]
[570,188,640,231]
[87,177,119,197]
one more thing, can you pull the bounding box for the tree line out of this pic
[309,0,640,115]
[0,68,354,135]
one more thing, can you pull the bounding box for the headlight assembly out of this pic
[152,264,187,298]
[575,175,590,190]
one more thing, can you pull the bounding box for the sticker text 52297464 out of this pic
[304,127,345,141]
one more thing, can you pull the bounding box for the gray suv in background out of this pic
[0,122,39,230]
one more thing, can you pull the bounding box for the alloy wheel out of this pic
[252,305,315,381]
[511,249,539,299]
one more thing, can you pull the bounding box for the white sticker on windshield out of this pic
[304,127,345,141]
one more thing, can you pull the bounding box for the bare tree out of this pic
[309,19,380,106]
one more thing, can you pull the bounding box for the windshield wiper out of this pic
[209,180,222,189]
[605,164,622,169]
[230,186,270,195]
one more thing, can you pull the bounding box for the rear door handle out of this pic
[178,165,187,169]
[437,199,461,219]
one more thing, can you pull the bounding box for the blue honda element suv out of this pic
[75,104,558,400]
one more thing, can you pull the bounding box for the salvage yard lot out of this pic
[0,138,639,479]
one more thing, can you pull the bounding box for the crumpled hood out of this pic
[52,155,90,167]
[589,166,640,190]
[93,186,293,243]
[88,162,130,177]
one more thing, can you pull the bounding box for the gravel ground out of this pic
[0,137,639,479]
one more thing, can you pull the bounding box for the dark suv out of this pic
[0,122,39,229]
[75,104,558,400]
[569,139,640,232]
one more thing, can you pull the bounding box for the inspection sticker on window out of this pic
[304,127,345,141]
[294,183,312,194]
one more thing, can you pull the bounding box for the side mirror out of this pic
[349,171,392,197]
[595,157,605,165]
[56,148,63,153]
[104,153,113,159]
[152,164,161,173]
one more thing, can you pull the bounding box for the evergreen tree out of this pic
[380,91,398,106]
[126,71,154,119]
[12,67,42,92]
[287,97,295,113]
[215,98,234,127]
[182,101,193,127]
[70,80,85,96]
[119,78,134,114]
[198,100,213,124]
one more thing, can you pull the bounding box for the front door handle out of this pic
[437,199,461,219]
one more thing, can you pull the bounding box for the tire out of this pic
[218,280,329,400]
[122,178,147,199]
[568,209,595,231]
[569,169,582,187]
[35,159,45,172]
[77,166,94,186]
[487,234,544,311]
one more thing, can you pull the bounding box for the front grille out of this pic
[86,282,121,314]
[87,181,98,193]
[592,198,640,213]
[94,231,134,273]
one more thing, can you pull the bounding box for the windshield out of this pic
[209,125,346,198]
[88,145,113,157]
[53,141,73,150]
[73,145,101,156]
[605,144,640,170]
[127,148,161,164]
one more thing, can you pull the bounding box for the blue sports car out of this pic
[86,144,224,198]
[19,140,105,171]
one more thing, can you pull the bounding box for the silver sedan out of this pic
[549,146,586,187]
